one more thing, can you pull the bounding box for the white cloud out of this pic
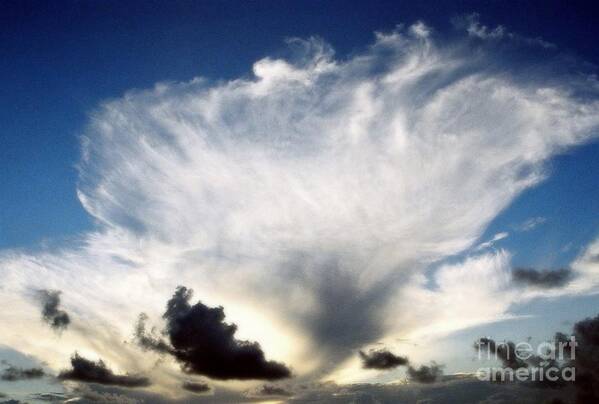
[474,232,510,251]
[1,23,598,394]
[546,235,599,297]
[454,13,555,48]
[513,216,547,232]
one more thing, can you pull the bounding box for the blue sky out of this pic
[1,2,599,403]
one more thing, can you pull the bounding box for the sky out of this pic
[1,1,599,403]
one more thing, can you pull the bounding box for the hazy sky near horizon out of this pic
[1,1,599,403]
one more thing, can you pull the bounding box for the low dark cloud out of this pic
[359,349,409,370]
[474,336,568,390]
[473,317,599,399]
[512,268,572,289]
[135,286,291,380]
[57,385,144,403]
[257,384,293,397]
[36,289,70,331]
[182,381,210,394]
[0,365,44,381]
[58,353,151,387]
[29,393,71,402]
[281,376,559,403]
[572,313,599,403]
[407,363,443,383]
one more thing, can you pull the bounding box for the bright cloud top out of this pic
[1,22,599,396]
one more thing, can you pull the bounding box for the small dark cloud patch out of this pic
[134,313,171,354]
[135,286,291,380]
[182,381,210,394]
[359,349,409,370]
[512,268,572,289]
[0,366,44,381]
[475,338,528,369]
[36,289,70,331]
[58,353,150,387]
[407,363,443,383]
[258,384,293,397]
[29,393,70,402]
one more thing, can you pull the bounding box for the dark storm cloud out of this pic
[182,381,210,394]
[36,289,70,331]
[135,286,291,380]
[359,349,409,370]
[407,363,443,383]
[283,254,401,371]
[58,353,151,387]
[308,268,388,355]
[511,267,572,288]
[0,365,44,381]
